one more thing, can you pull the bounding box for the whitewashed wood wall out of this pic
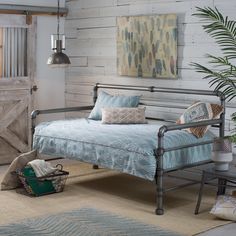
[64,0,236,132]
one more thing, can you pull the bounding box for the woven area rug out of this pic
[0,208,182,236]
[0,160,231,236]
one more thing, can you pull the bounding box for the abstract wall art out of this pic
[117,14,177,79]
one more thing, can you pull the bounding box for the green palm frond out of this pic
[192,7,236,142]
[193,7,236,59]
[191,62,236,101]
[207,55,234,67]
[206,55,236,77]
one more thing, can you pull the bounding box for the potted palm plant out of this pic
[191,7,236,168]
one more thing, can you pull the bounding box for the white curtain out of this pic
[2,27,27,78]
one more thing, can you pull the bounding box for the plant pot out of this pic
[232,145,236,165]
[211,151,233,171]
[211,138,233,171]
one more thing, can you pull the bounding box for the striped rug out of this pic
[0,208,182,236]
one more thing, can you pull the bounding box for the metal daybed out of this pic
[31,84,225,215]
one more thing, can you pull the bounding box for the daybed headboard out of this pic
[93,83,226,136]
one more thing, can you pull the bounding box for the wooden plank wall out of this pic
[64,0,236,132]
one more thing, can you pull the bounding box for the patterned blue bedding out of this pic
[33,118,214,181]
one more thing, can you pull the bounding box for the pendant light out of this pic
[47,0,71,67]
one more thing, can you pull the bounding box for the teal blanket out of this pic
[33,119,214,181]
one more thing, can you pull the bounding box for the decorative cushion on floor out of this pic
[102,107,146,124]
[176,102,223,138]
[1,150,37,190]
[88,90,140,120]
[210,195,236,221]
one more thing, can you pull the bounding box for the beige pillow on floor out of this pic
[210,195,236,221]
[102,107,146,124]
[1,150,37,190]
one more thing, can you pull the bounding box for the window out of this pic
[0,27,28,78]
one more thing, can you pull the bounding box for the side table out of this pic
[195,165,236,214]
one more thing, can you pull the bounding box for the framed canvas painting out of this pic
[117,14,177,79]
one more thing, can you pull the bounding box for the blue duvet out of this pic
[33,118,214,181]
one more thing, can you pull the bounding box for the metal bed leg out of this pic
[217,178,227,195]
[156,168,164,215]
[195,171,207,214]
[92,85,99,171]
[155,128,165,215]
[217,95,226,195]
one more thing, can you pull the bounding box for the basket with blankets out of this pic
[16,159,69,196]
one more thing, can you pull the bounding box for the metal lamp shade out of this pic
[47,52,71,67]
[47,39,71,67]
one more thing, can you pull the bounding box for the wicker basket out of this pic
[15,164,69,196]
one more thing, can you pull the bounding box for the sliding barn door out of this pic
[0,16,36,164]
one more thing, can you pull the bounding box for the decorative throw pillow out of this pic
[210,195,236,221]
[88,90,141,120]
[102,107,146,124]
[1,150,37,190]
[176,102,223,138]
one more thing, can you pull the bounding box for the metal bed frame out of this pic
[31,83,225,215]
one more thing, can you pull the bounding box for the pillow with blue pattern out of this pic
[88,90,141,120]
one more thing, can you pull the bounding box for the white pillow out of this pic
[210,195,236,221]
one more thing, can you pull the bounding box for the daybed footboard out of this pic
[31,105,100,169]
[31,105,98,166]
[155,118,224,215]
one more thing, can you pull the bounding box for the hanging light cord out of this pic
[57,0,60,40]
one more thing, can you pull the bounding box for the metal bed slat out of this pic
[164,140,214,153]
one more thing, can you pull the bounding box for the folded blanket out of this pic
[1,150,37,190]
[28,159,57,177]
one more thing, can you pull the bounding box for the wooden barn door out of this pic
[0,80,30,164]
[0,16,36,164]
